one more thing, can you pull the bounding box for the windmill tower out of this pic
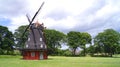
[20,2,47,60]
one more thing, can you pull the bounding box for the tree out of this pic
[67,31,81,56]
[14,25,29,48]
[94,29,120,57]
[44,29,66,55]
[86,45,95,56]
[80,32,92,56]
[0,25,14,54]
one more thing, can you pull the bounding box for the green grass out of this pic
[0,55,120,67]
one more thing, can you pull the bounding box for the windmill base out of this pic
[21,50,48,60]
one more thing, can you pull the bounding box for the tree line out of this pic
[0,26,14,55]
[0,25,120,57]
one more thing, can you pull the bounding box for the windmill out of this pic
[20,2,48,60]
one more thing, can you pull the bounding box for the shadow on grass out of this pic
[90,54,120,58]
[62,54,120,58]
[112,55,120,58]
[19,57,54,60]
[0,55,21,58]
[47,58,54,60]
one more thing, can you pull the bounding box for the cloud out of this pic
[0,0,28,17]
[0,0,120,37]
[42,0,120,37]
[8,15,28,31]
[60,0,120,36]
[46,9,69,21]
[0,0,29,32]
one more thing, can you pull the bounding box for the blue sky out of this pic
[0,17,11,26]
[0,0,120,37]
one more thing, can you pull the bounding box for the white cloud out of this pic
[8,15,28,32]
[95,4,119,18]
[0,0,120,37]
[42,16,77,31]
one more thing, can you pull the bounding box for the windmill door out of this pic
[40,52,43,60]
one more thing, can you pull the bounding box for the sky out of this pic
[0,0,120,37]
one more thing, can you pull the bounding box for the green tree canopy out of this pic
[0,25,14,54]
[44,29,66,55]
[67,31,81,55]
[14,25,29,48]
[80,32,92,56]
[67,31,92,56]
[94,29,120,57]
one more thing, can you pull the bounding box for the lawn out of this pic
[0,55,120,67]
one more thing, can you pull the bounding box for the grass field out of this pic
[0,55,120,67]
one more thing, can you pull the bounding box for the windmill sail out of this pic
[22,2,44,38]
[18,2,45,47]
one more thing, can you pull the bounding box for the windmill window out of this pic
[45,45,47,48]
[26,44,28,48]
[40,38,42,41]
[31,52,35,57]
[40,44,43,48]
[28,38,30,41]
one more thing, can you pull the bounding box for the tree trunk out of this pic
[109,48,113,57]
[73,48,76,56]
[109,53,112,57]
[84,45,86,56]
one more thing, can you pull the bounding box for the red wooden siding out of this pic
[23,51,47,60]
[43,51,48,59]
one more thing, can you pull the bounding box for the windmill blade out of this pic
[26,14,31,23]
[31,2,44,23]
[21,2,45,38]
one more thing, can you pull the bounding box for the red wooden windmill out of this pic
[20,2,48,60]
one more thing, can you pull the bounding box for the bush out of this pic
[0,48,4,55]
[14,50,21,55]
[63,49,72,56]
